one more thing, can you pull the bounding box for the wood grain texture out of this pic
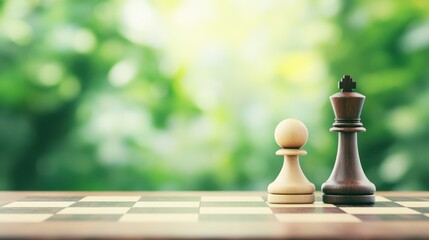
[268,156,315,195]
[0,191,429,239]
[268,119,315,203]
[321,132,376,195]
[322,76,375,204]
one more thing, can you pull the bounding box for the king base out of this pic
[323,194,375,204]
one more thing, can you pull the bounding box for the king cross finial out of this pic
[339,75,356,92]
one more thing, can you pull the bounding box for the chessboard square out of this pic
[275,213,361,223]
[0,207,62,214]
[340,207,419,215]
[397,202,429,208]
[411,208,429,213]
[200,202,268,207]
[200,207,272,214]
[201,196,264,202]
[134,202,199,208]
[271,207,345,214]
[387,197,428,201]
[375,196,391,202]
[372,202,402,207]
[120,214,198,222]
[58,207,129,214]
[71,202,134,207]
[356,214,429,222]
[2,201,74,208]
[268,202,335,208]
[79,196,140,202]
[20,196,83,201]
[0,214,52,222]
[199,214,277,222]
[129,207,199,214]
[314,201,336,207]
[336,202,402,207]
[139,197,200,202]
[47,214,121,222]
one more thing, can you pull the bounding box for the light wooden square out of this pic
[134,202,199,208]
[201,196,264,202]
[200,207,272,214]
[268,201,335,208]
[375,196,391,202]
[340,207,419,214]
[397,202,429,207]
[58,207,130,214]
[79,196,140,202]
[119,214,198,222]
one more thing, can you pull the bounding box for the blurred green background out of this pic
[1,0,428,191]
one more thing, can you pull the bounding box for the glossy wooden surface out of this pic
[0,191,428,239]
[322,76,375,204]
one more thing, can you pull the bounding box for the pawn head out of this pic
[274,118,308,148]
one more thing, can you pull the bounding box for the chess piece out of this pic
[267,118,315,203]
[322,75,376,204]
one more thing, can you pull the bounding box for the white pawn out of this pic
[267,118,315,203]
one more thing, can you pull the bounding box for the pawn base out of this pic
[267,193,314,204]
[323,194,375,205]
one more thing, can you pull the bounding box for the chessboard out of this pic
[0,191,429,239]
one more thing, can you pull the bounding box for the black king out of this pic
[321,75,376,204]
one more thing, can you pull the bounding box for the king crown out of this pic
[339,75,356,92]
